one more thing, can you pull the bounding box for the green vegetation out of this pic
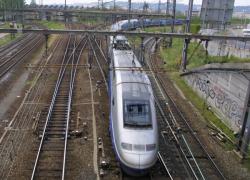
[0,21,23,28]
[0,33,22,46]
[0,0,25,9]
[38,21,65,29]
[79,18,102,25]
[161,38,250,71]
[0,22,9,28]
[144,26,171,33]
[189,24,201,34]
[231,17,250,25]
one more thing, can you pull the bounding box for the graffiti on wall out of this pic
[193,75,243,130]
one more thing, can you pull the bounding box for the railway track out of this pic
[0,35,66,179]
[0,33,44,79]
[31,35,87,180]
[147,66,190,179]
[0,34,30,57]
[143,41,226,179]
[88,35,108,90]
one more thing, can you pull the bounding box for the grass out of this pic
[160,38,250,71]
[144,26,171,33]
[0,33,22,47]
[128,36,141,47]
[231,17,250,25]
[0,21,24,28]
[79,18,101,25]
[38,20,65,29]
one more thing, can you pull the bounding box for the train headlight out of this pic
[146,144,156,151]
[121,142,132,151]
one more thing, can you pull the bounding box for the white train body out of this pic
[108,34,158,175]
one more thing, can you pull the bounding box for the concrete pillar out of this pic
[140,37,145,65]
[181,0,193,71]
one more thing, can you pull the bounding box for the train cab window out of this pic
[123,100,151,128]
[114,40,131,50]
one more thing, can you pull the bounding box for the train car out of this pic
[108,35,158,176]
[111,19,183,31]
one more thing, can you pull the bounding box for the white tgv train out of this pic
[108,32,158,176]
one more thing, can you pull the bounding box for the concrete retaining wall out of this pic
[182,67,250,132]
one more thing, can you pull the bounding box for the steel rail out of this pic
[159,75,227,180]
[181,134,205,180]
[31,35,76,179]
[62,37,87,180]
[0,36,43,78]
[90,36,109,63]
[157,152,174,180]
[144,53,205,179]
[0,33,31,58]
[31,34,87,179]
[30,35,72,180]
[0,37,64,179]
[1,28,250,41]
[147,51,226,179]
[0,35,40,64]
[155,96,199,179]
[88,36,108,91]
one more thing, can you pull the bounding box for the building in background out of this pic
[200,0,235,29]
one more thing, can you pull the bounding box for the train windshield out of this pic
[114,41,131,50]
[124,100,151,128]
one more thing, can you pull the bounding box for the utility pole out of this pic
[166,0,170,15]
[64,0,67,23]
[128,0,131,28]
[181,0,193,71]
[169,0,176,47]
[114,0,116,10]
[158,0,161,14]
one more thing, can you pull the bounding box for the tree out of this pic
[0,0,26,21]
[0,0,26,9]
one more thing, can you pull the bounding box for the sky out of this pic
[25,0,250,6]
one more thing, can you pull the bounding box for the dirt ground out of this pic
[0,36,45,137]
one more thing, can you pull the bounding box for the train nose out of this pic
[121,151,157,169]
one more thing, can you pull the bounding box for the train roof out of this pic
[113,49,151,87]
[111,19,138,31]
[115,35,127,41]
